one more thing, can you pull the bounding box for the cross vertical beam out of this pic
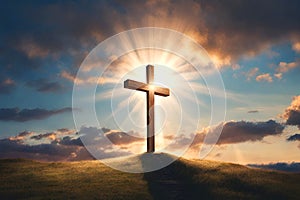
[124,65,170,153]
[146,65,155,152]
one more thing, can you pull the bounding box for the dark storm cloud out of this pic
[0,1,116,78]
[112,0,300,65]
[0,107,72,122]
[26,79,64,93]
[1,0,300,84]
[197,0,300,59]
[287,134,300,141]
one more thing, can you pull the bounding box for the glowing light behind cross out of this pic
[94,50,206,154]
[73,28,226,168]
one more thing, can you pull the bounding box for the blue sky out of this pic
[0,0,300,163]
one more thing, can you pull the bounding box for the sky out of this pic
[0,0,300,165]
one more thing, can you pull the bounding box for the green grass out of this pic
[0,154,300,200]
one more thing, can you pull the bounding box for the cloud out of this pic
[56,128,77,135]
[79,127,144,152]
[287,134,300,141]
[0,127,134,161]
[0,119,286,161]
[18,131,33,137]
[9,131,34,141]
[276,61,299,73]
[26,79,64,93]
[189,120,284,147]
[248,162,300,172]
[9,128,77,142]
[0,138,93,161]
[248,110,259,114]
[114,0,300,67]
[285,110,300,127]
[244,67,259,80]
[0,1,116,83]
[55,136,84,146]
[256,73,273,82]
[1,0,300,85]
[19,39,50,59]
[0,107,72,122]
[215,120,284,145]
[31,132,56,140]
[292,42,300,53]
[274,73,282,80]
[168,120,285,152]
[282,96,300,127]
[105,131,143,145]
[60,70,117,85]
[0,78,15,94]
[194,0,300,65]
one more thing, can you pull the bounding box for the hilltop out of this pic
[0,153,300,199]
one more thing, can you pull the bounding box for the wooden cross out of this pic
[124,65,170,152]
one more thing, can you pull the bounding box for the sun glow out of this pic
[149,84,155,91]
[73,28,226,161]
[95,49,205,153]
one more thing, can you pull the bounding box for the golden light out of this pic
[149,84,155,91]
[73,28,226,163]
[92,44,211,154]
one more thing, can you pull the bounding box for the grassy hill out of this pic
[1,153,300,200]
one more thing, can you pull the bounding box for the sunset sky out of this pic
[0,0,300,165]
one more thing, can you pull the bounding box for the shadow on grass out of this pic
[140,153,211,200]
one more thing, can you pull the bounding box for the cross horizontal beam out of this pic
[124,79,170,97]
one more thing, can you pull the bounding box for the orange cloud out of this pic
[19,40,49,58]
[274,73,282,79]
[245,67,259,80]
[256,73,273,83]
[277,61,298,73]
[292,42,300,53]
[9,131,34,141]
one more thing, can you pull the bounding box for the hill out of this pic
[0,153,300,200]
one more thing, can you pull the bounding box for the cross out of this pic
[124,65,170,153]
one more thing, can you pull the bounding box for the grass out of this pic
[177,159,300,199]
[0,159,151,200]
[0,154,300,199]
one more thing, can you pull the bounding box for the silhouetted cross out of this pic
[124,65,170,152]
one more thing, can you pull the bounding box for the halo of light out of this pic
[72,27,226,173]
